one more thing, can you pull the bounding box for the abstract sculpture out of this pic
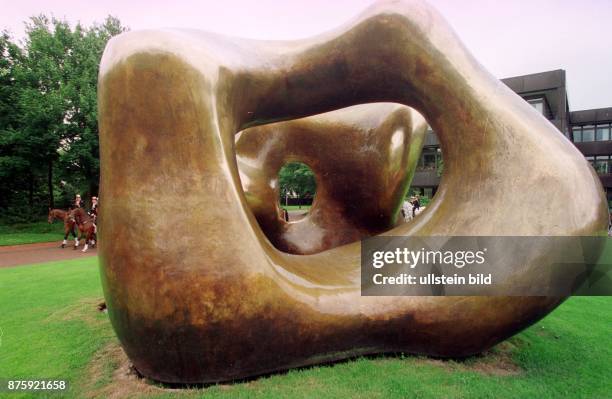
[97,0,608,383]
[236,104,427,255]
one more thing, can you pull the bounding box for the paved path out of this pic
[0,241,97,268]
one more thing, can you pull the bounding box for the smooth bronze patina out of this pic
[236,103,427,255]
[97,0,608,383]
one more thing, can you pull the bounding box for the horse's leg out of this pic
[74,227,80,249]
[92,222,97,247]
[82,229,90,252]
[62,226,68,248]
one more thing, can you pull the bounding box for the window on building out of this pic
[572,126,582,142]
[528,98,545,115]
[423,153,436,170]
[582,125,595,142]
[417,148,439,171]
[595,155,610,175]
[596,124,611,141]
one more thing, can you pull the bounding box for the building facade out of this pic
[411,69,612,208]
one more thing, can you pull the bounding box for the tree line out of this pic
[0,15,320,222]
[0,15,126,223]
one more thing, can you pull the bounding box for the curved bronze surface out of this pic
[97,0,608,383]
[236,103,427,254]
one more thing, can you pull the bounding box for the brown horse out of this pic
[69,208,97,252]
[47,208,79,248]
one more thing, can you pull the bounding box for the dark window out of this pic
[582,125,595,142]
[423,153,436,170]
[595,155,610,175]
[417,148,439,171]
[572,126,582,142]
[596,124,610,141]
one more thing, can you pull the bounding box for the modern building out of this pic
[411,69,612,209]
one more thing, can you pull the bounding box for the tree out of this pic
[0,15,127,221]
[58,17,126,198]
[0,30,30,210]
[279,162,317,207]
[16,16,74,209]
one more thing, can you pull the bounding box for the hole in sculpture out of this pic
[278,161,316,222]
[403,146,443,222]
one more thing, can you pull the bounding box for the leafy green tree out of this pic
[279,162,317,206]
[58,17,126,197]
[16,15,73,209]
[0,15,126,221]
[0,31,26,210]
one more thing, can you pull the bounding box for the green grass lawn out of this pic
[0,258,610,398]
[0,221,65,246]
[280,205,312,211]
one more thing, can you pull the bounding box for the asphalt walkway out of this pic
[0,241,97,268]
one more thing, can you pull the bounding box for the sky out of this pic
[2,0,611,111]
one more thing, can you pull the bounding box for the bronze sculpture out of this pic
[236,103,427,255]
[97,0,608,383]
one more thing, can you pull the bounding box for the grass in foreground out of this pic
[0,258,610,398]
[0,221,65,246]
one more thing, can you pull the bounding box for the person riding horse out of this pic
[89,196,99,223]
[69,207,97,252]
[72,194,83,209]
[47,208,78,248]
[87,196,99,237]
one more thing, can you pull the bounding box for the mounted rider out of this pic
[64,193,83,249]
[72,193,83,209]
[88,196,99,222]
[88,196,99,234]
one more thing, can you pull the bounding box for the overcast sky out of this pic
[2,0,611,110]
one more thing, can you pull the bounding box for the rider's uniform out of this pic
[89,202,98,233]
[89,203,98,220]
[68,199,81,237]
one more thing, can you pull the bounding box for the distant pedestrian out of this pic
[283,208,289,222]
[412,195,421,218]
